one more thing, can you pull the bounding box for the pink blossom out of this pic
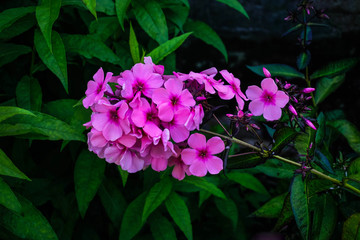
[162,108,190,143]
[181,133,225,177]
[246,78,289,121]
[169,154,191,181]
[188,68,222,94]
[184,104,204,131]
[149,130,176,172]
[83,68,113,109]
[144,56,164,75]
[104,144,145,173]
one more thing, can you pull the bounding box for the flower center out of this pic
[261,91,275,104]
[197,149,209,160]
[170,96,179,106]
[110,110,119,121]
[135,82,144,92]
[96,83,103,94]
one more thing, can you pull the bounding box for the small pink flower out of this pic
[162,108,191,143]
[169,153,191,181]
[181,133,225,177]
[104,144,144,173]
[246,78,289,121]
[184,104,204,131]
[188,68,222,94]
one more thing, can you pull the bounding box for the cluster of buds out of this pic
[226,107,259,135]
[284,0,329,22]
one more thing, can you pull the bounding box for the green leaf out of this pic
[349,157,360,176]
[115,0,131,31]
[315,74,345,105]
[0,6,35,32]
[314,149,334,174]
[290,175,310,240]
[0,177,22,213]
[0,14,36,40]
[82,0,97,19]
[142,177,173,222]
[149,212,177,240]
[272,127,298,153]
[119,192,147,240]
[16,76,42,112]
[327,120,360,154]
[311,194,337,240]
[183,176,226,199]
[216,0,249,19]
[62,34,127,69]
[342,213,360,240]
[36,0,61,51]
[74,150,105,218]
[274,193,293,231]
[148,32,191,64]
[227,153,265,169]
[310,58,358,80]
[256,158,297,178]
[0,43,31,67]
[96,0,115,15]
[0,195,58,240]
[297,50,311,70]
[214,197,238,230]
[165,5,189,31]
[34,29,68,93]
[227,172,269,196]
[129,22,140,64]
[0,148,30,180]
[118,166,129,187]
[89,17,120,41]
[165,192,192,240]
[184,20,227,61]
[247,64,304,79]
[198,190,211,207]
[132,0,168,44]
[0,106,34,123]
[251,193,287,218]
[282,23,302,37]
[294,127,316,156]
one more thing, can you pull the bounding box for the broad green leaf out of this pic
[312,194,337,240]
[34,29,68,93]
[0,14,36,40]
[214,197,238,230]
[256,158,297,178]
[96,0,115,15]
[142,177,173,222]
[184,20,227,61]
[82,0,97,19]
[307,179,333,198]
[327,120,360,154]
[0,195,58,240]
[315,74,345,105]
[342,213,360,240]
[272,127,298,153]
[89,17,120,41]
[165,192,192,240]
[149,212,177,240]
[290,175,310,240]
[227,153,264,169]
[0,177,22,213]
[274,193,293,231]
[0,148,30,180]
[251,193,287,218]
[98,178,127,227]
[165,5,189,31]
[349,157,360,176]
[227,172,269,196]
[216,0,249,19]
[36,0,61,51]
[118,166,129,187]
[129,22,140,64]
[314,149,334,174]
[119,192,147,240]
[297,50,311,70]
[0,106,34,123]
[74,150,105,218]
[294,127,316,156]
[0,6,35,32]
[115,0,131,31]
[183,176,226,199]
[198,190,211,207]
[43,99,78,123]
[148,32,191,64]
[247,64,304,79]
[310,58,358,80]
[62,34,127,69]
[16,76,42,111]
[0,43,31,67]
[132,0,168,44]
[315,112,326,145]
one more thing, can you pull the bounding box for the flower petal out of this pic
[157,102,174,122]
[263,104,282,121]
[152,88,169,105]
[93,67,104,83]
[144,121,162,138]
[206,137,225,154]
[179,89,196,107]
[189,161,207,177]
[246,85,263,100]
[103,122,123,141]
[248,99,265,116]
[131,109,147,128]
[181,148,197,165]
[205,156,223,174]
[261,78,278,94]
[274,91,289,108]
[165,78,183,96]
[187,133,206,149]
[172,164,186,180]
[169,124,189,143]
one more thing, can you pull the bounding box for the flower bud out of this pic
[303,87,315,93]
[304,118,317,130]
[288,105,298,116]
[284,83,292,89]
[263,68,271,78]
[196,96,206,101]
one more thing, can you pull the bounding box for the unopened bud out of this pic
[288,105,298,116]
[284,83,292,89]
[305,96,312,101]
[237,110,244,118]
[304,118,317,130]
[251,123,260,129]
[226,114,234,118]
[263,68,271,78]
[196,96,206,101]
[292,97,299,103]
[303,87,315,93]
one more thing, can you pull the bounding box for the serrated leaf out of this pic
[165,192,192,240]
[148,32,191,64]
[227,172,269,196]
[297,50,311,70]
[0,6,35,32]
[89,17,120,41]
[216,0,249,19]
[342,213,360,240]
[74,150,105,218]
[132,0,168,44]
[115,0,131,31]
[312,194,337,240]
[315,74,345,105]
[36,0,61,51]
[34,29,68,93]
[247,64,304,79]
[119,192,147,240]
[118,166,129,187]
[272,127,298,153]
[149,212,177,240]
[227,153,265,169]
[327,120,360,154]
[183,176,226,199]
[251,193,287,218]
[129,22,140,64]
[0,106,34,123]
[214,197,238,230]
[82,0,97,19]
[290,175,310,240]
[0,43,31,67]
[142,177,173,222]
[16,76,42,112]
[184,20,227,61]
[0,195,58,239]
[0,177,22,213]
[0,148,30,181]
[310,58,358,80]
[0,14,36,40]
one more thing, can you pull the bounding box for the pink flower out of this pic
[246,78,289,121]
[83,68,113,109]
[104,145,145,173]
[188,68,222,94]
[184,104,205,131]
[149,130,177,172]
[162,108,190,143]
[169,153,191,181]
[181,133,225,177]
